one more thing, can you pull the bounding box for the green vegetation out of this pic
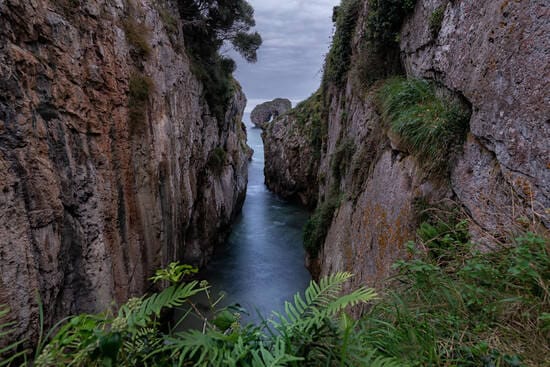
[0,307,28,366]
[429,5,446,37]
[303,191,341,258]
[289,90,325,159]
[3,221,548,366]
[359,219,550,366]
[323,0,362,87]
[207,146,227,175]
[352,0,418,88]
[176,0,262,121]
[331,137,355,182]
[122,18,151,58]
[366,0,417,49]
[127,73,154,133]
[10,272,387,366]
[377,77,470,175]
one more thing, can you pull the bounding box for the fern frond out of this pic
[0,306,29,366]
[125,281,206,329]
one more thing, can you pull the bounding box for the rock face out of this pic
[250,98,292,128]
[0,0,251,343]
[262,93,322,208]
[263,0,549,293]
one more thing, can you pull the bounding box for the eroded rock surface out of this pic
[250,98,291,128]
[0,0,251,343]
[263,0,549,292]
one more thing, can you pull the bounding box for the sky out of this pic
[231,0,340,113]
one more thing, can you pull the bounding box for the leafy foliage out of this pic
[176,0,262,121]
[351,0,418,89]
[360,219,550,366]
[303,192,341,258]
[376,77,470,175]
[0,306,28,366]
[27,272,389,367]
[323,0,362,87]
[366,0,417,49]
[150,262,198,284]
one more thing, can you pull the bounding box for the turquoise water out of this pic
[200,118,311,321]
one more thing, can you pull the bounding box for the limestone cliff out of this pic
[263,0,549,291]
[250,98,292,128]
[0,0,251,342]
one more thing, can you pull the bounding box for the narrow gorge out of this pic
[0,0,549,365]
[263,0,549,291]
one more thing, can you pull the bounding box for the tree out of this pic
[176,0,262,120]
[177,0,262,62]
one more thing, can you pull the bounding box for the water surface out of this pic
[201,119,311,321]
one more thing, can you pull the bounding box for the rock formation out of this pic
[250,98,292,128]
[263,0,549,293]
[0,0,251,343]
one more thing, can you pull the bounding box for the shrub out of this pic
[207,146,227,175]
[351,0,418,89]
[122,18,151,58]
[360,223,550,366]
[128,73,154,133]
[322,0,362,88]
[331,137,355,181]
[27,271,385,367]
[429,5,445,37]
[376,77,470,175]
[303,192,341,258]
[290,90,325,159]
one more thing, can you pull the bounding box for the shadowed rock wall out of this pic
[0,0,251,342]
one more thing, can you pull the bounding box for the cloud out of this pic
[234,0,339,107]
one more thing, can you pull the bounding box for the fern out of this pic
[0,306,29,367]
[122,280,206,329]
[270,272,375,330]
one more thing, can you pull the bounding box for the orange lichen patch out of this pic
[500,0,510,13]
[514,177,533,198]
[361,201,415,285]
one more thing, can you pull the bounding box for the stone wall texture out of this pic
[0,0,251,343]
[263,0,549,294]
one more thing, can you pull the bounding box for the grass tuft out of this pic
[429,5,446,38]
[122,18,151,58]
[377,77,470,175]
[128,73,154,133]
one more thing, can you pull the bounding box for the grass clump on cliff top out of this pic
[377,77,470,175]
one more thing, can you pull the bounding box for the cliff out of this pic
[263,0,549,290]
[0,0,251,342]
[250,98,292,128]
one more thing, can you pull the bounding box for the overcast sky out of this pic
[231,0,340,113]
